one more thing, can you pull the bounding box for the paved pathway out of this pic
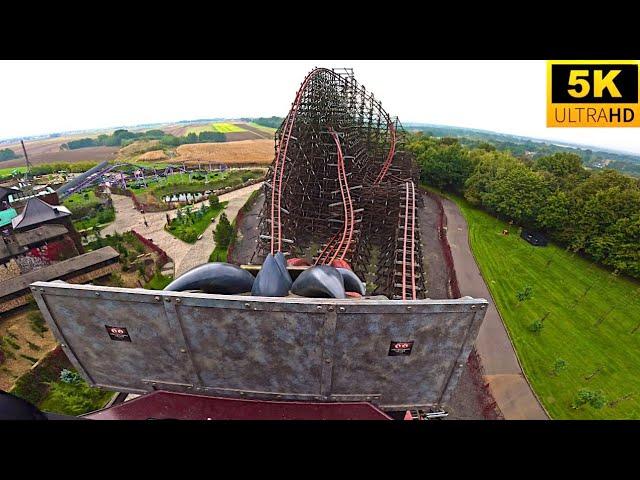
[441,196,548,420]
[103,183,263,277]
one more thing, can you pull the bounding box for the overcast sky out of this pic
[1,60,639,154]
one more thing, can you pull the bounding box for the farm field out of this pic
[185,122,247,135]
[175,139,273,165]
[0,146,118,168]
[448,193,640,419]
[248,122,277,133]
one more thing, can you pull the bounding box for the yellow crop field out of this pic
[175,139,274,165]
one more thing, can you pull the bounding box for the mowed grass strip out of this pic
[449,193,640,419]
[248,122,277,133]
[185,122,247,135]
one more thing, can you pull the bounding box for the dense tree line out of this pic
[246,117,283,129]
[408,133,640,279]
[407,124,640,178]
[0,148,18,161]
[62,129,166,150]
[62,128,226,151]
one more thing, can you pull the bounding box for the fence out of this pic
[130,230,169,266]
[422,189,461,299]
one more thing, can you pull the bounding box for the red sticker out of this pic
[389,341,414,356]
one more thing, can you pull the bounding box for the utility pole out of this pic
[20,140,32,178]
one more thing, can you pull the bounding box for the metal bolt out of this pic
[61,344,66,348]
[480,305,486,309]
[317,305,322,310]
[325,359,331,363]
[327,306,334,312]
[95,292,100,296]
[164,297,171,302]
[471,305,476,310]
[180,348,187,353]
[406,306,412,311]
[40,288,45,292]
[154,296,160,301]
[245,302,251,308]
[176,298,181,304]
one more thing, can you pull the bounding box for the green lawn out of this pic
[73,207,115,232]
[445,191,640,419]
[248,122,277,133]
[166,201,228,243]
[130,169,264,203]
[145,271,174,290]
[64,190,115,232]
[185,122,247,135]
[63,190,103,212]
[0,166,27,177]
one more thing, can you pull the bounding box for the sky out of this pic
[1,60,639,154]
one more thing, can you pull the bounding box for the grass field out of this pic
[63,190,103,212]
[248,122,277,133]
[185,122,247,135]
[447,192,640,419]
[0,166,27,177]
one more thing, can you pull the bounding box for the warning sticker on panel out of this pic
[105,325,131,342]
[388,341,414,356]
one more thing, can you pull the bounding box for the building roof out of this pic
[0,208,17,228]
[8,186,55,203]
[0,186,21,201]
[0,246,119,298]
[14,224,68,247]
[11,197,71,230]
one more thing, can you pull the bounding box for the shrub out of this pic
[20,354,39,363]
[214,213,234,248]
[60,369,82,385]
[516,285,533,302]
[529,320,544,333]
[572,389,606,410]
[4,336,21,350]
[28,311,48,336]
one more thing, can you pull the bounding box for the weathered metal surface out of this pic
[31,281,487,410]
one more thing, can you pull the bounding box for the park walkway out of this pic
[441,196,548,420]
[102,183,262,277]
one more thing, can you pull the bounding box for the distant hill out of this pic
[405,123,640,177]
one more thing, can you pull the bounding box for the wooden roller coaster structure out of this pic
[255,68,426,299]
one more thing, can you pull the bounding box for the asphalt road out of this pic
[441,196,548,420]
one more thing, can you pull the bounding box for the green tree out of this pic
[214,212,234,248]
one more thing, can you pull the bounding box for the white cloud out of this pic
[1,60,639,154]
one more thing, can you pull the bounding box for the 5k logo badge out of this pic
[547,60,640,127]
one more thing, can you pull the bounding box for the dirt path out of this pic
[418,193,449,299]
[231,190,265,265]
[441,196,548,420]
[102,183,263,277]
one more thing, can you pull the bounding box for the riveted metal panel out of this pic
[30,282,487,409]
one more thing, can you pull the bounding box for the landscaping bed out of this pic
[63,189,115,232]
[165,198,227,244]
